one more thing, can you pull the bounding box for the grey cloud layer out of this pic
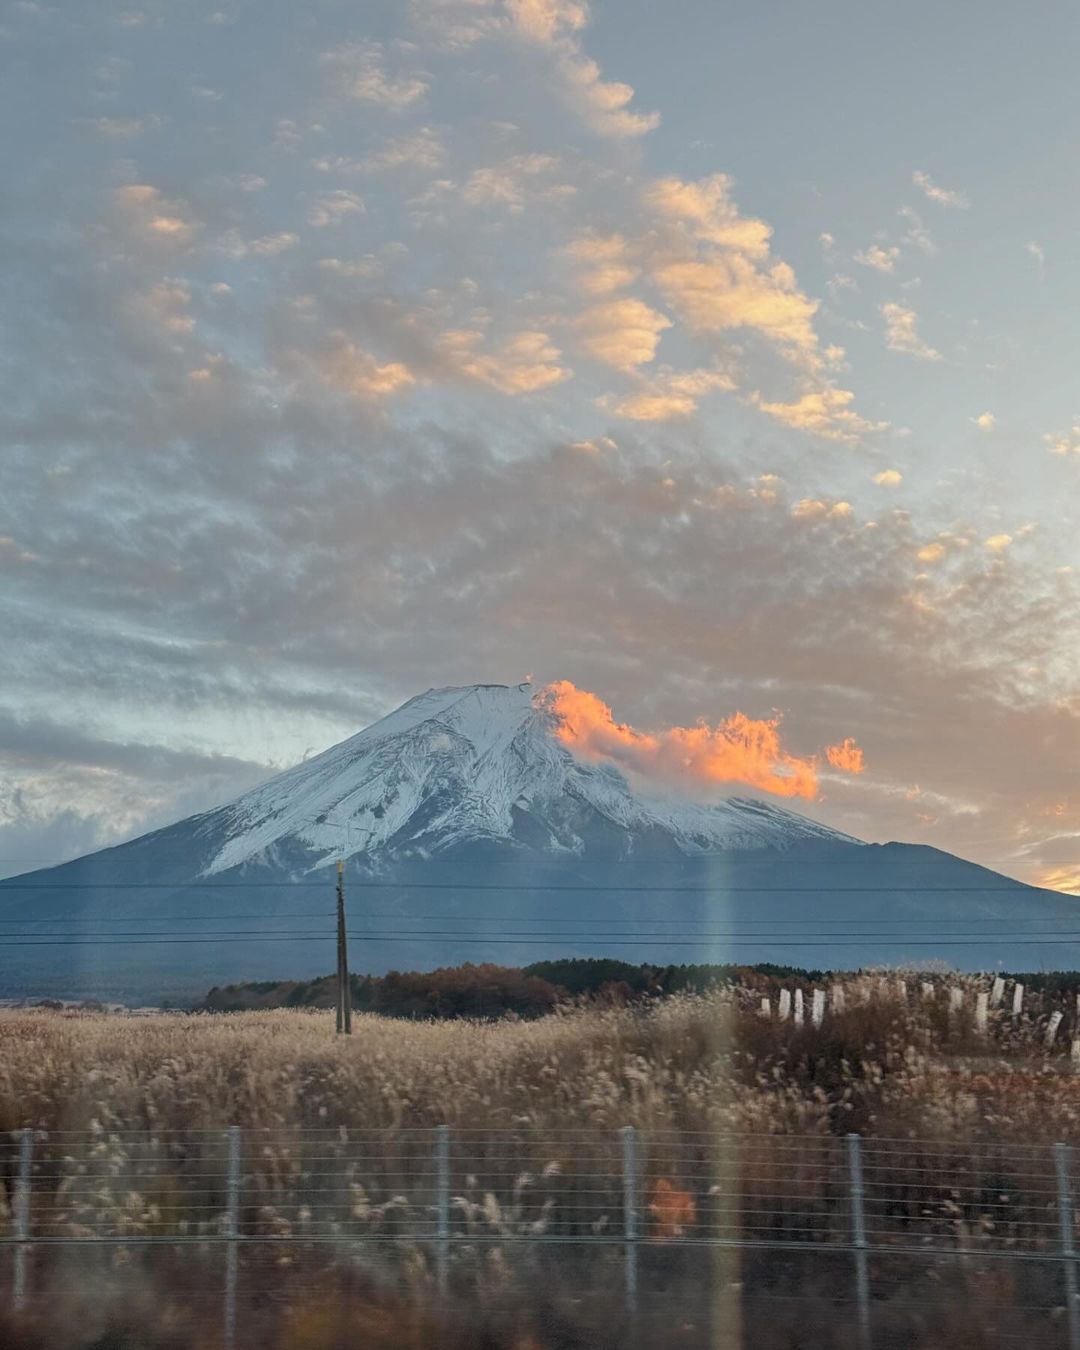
[1,0,1077,886]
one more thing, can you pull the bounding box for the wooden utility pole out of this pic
[336,859,352,1035]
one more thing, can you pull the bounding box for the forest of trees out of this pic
[199,959,825,1017]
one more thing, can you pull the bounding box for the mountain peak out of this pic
[200,682,853,877]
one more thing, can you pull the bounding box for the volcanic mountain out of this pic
[1,683,1076,1000]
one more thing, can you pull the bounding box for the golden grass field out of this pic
[5,977,1080,1349]
[3,975,1080,1140]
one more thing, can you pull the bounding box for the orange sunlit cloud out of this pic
[537,680,864,800]
[826,737,865,774]
[1038,866,1080,895]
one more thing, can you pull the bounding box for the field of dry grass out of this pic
[5,977,1080,1348]
[4,973,1080,1141]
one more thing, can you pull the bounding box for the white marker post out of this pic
[975,991,988,1034]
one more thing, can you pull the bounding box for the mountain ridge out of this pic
[1,682,1076,999]
[196,682,856,877]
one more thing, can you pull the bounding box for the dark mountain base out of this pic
[2,840,1077,1002]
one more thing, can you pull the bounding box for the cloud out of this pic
[302,332,416,399]
[439,327,570,393]
[0,536,37,564]
[462,153,564,208]
[113,184,198,250]
[913,170,969,209]
[1038,863,1080,895]
[1045,423,1080,456]
[826,737,865,773]
[539,679,854,799]
[790,498,853,521]
[218,229,299,258]
[610,391,692,421]
[1026,240,1046,270]
[75,114,163,140]
[873,469,903,487]
[321,40,428,111]
[854,244,900,273]
[574,297,671,370]
[348,128,446,173]
[882,302,941,360]
[973,411,996,431]
[506,0,588,43]
[129,279,195,335]
[644,175,771,256]
[0,711,267,879]
[898,206,935,255]
[985,533,1012,553]
[315,256,383,280]
[307,190,365,227]
[0,707,260,783]
[749,387,886,443]
[654,254,819,355]
[610,366,735,420]
[564,232,639,295]
[640,173,874,442]
[506,0,658,137]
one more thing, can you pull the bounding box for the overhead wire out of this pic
[5,933,1080,948]
[0,880,1071,892]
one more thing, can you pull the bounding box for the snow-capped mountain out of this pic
[202,682,852,876]
[1,683,1076,1000]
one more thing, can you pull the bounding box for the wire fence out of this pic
[5,1127,1080,1348]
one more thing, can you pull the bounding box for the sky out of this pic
[2,0,1079,889]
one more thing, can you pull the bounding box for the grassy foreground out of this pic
[3,975,1080,1139]
[5,982,1080,1348]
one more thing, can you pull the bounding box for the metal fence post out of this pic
[621,1125,639,1320]
[1055,1143,1080,1350]
[435,1124,450,1296]
[223,1126,241,1350]
[846,1133,872,1350]
[12,1128,33,1315]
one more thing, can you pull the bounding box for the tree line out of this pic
[199,958,825,1017]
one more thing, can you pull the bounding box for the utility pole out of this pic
[336,859,352,1035]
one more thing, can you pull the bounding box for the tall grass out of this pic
[4,975,1080,1141]
[5,981,1080,1348]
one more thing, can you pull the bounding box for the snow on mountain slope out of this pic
[204,683,855,875]
[7,682,1080,999]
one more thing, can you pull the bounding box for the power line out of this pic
[9,926,1080,939]
[6,911,1080,926]
[6,939,1080,950]
[0,915,338,924]
[0,881,1072,893]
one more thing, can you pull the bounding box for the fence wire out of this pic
[4,1127,1080,1348]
